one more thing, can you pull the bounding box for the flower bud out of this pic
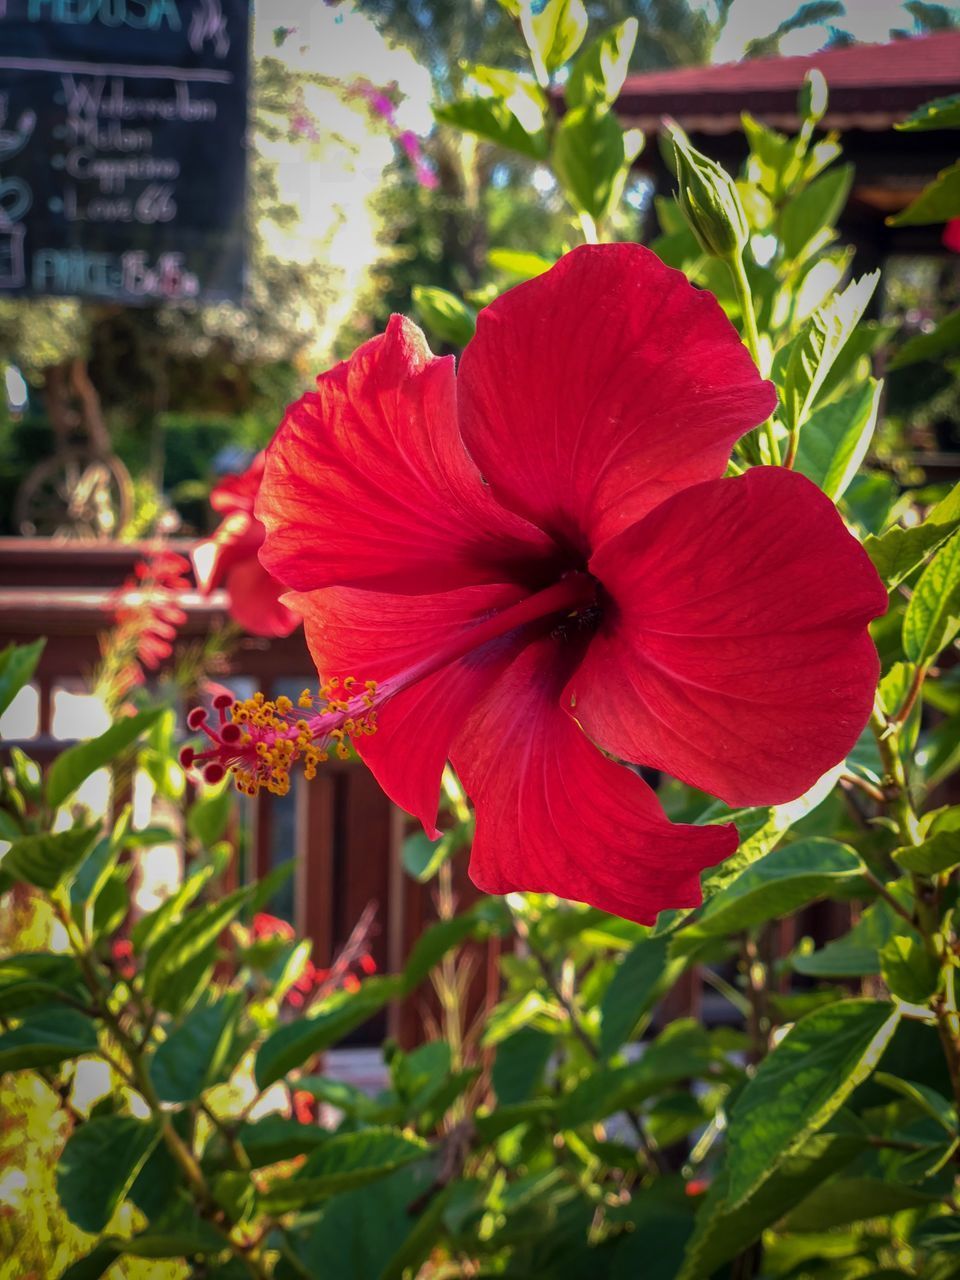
[666,121,748,262]
[797,69,828,125]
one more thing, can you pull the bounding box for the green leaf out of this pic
[566,17,638,109]
[779,163,854,261]
[0,1006,97,1071]
[488,247,555,281]
[236,1115,331,1165]
[143,884,255,1004]
[893,828,960,876]
[403,911,486,990]
[70,808,130,927]
[599,933,680,1057]
[793,895,905,978]
[0,953,84,1016]
[913,1213,960,1254]
[1,824,100,892]
[674,839,862,955]
[896,92,960,131]
[677,1122,865,1280]
[282,1161,440,1280]
[46,707,163,809]
[149,990,244,1102]
[793,379,882,501]
[902,531,960,665]
[60,1244,123,1280]
[553,105,636,222]
[260,1127,429,1211]
[875,1072,957,1133]
[866,483,960,588]
[132,849,226,952]
[780,272,879,432]
[889,160,960,226]
[725,1000,901,1207]
[57,1115,160,1233]
[0,638,44,721]
[880,933,939,1003]
[255,975,402,1088]
[411,285,476,347]
[521,0,588,77]
[889,309,960,370]
[781,1175,942,1232]
[491,1027,555,1104]
[434,96,547,160]
[401,828,460,883]
[186,781,232,847]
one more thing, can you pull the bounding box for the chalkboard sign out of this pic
[0,0,249,303]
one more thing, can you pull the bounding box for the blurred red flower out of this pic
[193,454,300,639]
[248,245,885,924]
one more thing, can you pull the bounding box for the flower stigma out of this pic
[180,681,379,797]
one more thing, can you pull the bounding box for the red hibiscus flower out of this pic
[191,246,886,924]
[192,454,300,638]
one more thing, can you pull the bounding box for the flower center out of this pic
[181,571,598,797]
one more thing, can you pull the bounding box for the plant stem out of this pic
[869,704,960,1114]
[727,252,780,466]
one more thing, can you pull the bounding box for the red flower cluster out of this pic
[201,246,886,925]
[192,455,300,639]
[106,550,191,695]
[250,912,377,1010]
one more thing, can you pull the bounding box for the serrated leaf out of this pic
[236,1115,331,1166]
[0,1006,97,1071]
[675,839,862,957]
[725,1000,900,1207]
[521,0,588,77]
[889,160,960,226]
[132,850,226,952]
[875,1073,957,1134]
[780,272,879,432]
[0,638,44,721]
[46,707,163,809]
[434,96,548,160]
[149,990,244,1102]
[143,884,254,1003]
[1,824,100,892]
[599,932,680,1057]
[893,829,960,876]
[677,1123,865,1280]
[57,1115,160,1233]
[781,1175,942,1232]
[793,378,882,500]
[879,933,939,1004]
[866,483,960,588]
[186,781,232,847]
[566,17,637,109]
[793,895,905,979]
[779,163,854,262]
[255,976,402,1088]
[491,1027,555,1104]
[0,953,84,1016]
[553,104,633,221]
[903,531,960,665]
[897,93,960,131]
[260,1127,429,1211]
[411,286,476,347]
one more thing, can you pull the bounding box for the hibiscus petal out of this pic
[259,315,556,595]
[570,468,887,807]
[225,558,301,638]
[458,243,777,558]
[288,582,530,837]
[451,635,737,924]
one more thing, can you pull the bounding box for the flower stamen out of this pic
[180,679,380,797]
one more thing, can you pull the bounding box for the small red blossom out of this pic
[252,912,296,942]
[685,1178,711,1197]
[944,219,960,254]
[291,1089,317,1125]
[105,549,191,694]
[245,245,884,924]
[192,455,300,639]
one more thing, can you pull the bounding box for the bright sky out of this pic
[708,0,960,62]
